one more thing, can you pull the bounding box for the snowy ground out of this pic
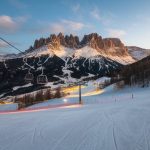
[0,103,18,111]
[0,83,150,150]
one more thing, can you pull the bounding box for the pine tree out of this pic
[54,87,62,98]
[44,88,52,100]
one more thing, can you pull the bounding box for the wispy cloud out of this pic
[72,3,80,13]
[0,15,28,34]
[48,23,65,33]
[29,19,86,34]
[0,15,18,33]
[107,28,126,38]
[90,7,101,21]
[90,7,115,25]
[61,19,84,31]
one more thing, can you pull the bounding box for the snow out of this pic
[128,46,150,60]
[23,45,74,59]
[104,54,135,65]
[53,46,74,58]
[25,45,54,58]
[95,76,111,84]
[74,46,100,58]
[0,83,150,150]
[0,103,18,111]
[13,83,33,91]
[0,45,136,65]
[0,93,5,98]
[73,46,135,65]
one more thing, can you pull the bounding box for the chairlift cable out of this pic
[0,37,24,54]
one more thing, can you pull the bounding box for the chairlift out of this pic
[37,67,48,84]
[25,69,34,82]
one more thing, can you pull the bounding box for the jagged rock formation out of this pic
[80,33,104,50]
[103,38,128,55]
[28,33,128,56]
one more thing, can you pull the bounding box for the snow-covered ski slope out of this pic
[0,83,150,150]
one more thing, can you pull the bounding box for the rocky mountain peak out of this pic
[103,38,128,55]
[48,33,80,49]
[30,32,129,56]
[80,33,104,50]
[65,34,79,48]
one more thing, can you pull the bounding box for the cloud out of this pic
[107,29,126,38]
[90,7,101,21]
[61,20,85,31]
[0,15,18,33]
[90,7,115,25]
[72,3,80,13]
[29,19,86,34]
[0,15,28,34]
[48,23,65,33]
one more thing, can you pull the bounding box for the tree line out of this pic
[14,87,66,108]
[121,55,150,87]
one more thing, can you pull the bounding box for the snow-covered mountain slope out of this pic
[73,46,135,65]
[0,52,123,97]
[0,54,18,61]
[1,83,150,150]
[0,44,135,65]
[74,46,100,58]
[127,46,150,60]
[36,45,135,65]
[24,45,75,58]
[102,53,135,65]
[0,45,75,61]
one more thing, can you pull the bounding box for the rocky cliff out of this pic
[28,33,128,57]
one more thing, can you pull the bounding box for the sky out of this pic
[0,0,150,54]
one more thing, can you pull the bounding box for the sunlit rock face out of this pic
[80,33,104,50]
[48,33,80,49]
[64,34,79,48]
[103,38,128,56]
[48,32,128,56]
[27,32,129,57]
[79,33,128,56]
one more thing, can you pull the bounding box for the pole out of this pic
[79,84,82,104]
[130,75,134,99]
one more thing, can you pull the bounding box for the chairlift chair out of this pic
[37,67,48,84]
[37,75,48,84]
[25,72,34,82]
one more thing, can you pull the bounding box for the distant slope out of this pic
[127,46,150,60]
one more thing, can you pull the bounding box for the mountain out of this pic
[0,32,148,98]
[0,33,135,64]
[127,46,150,60]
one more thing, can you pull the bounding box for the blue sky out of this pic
[0,0,150,54]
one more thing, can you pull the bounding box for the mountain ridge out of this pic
[0,33,137,65]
